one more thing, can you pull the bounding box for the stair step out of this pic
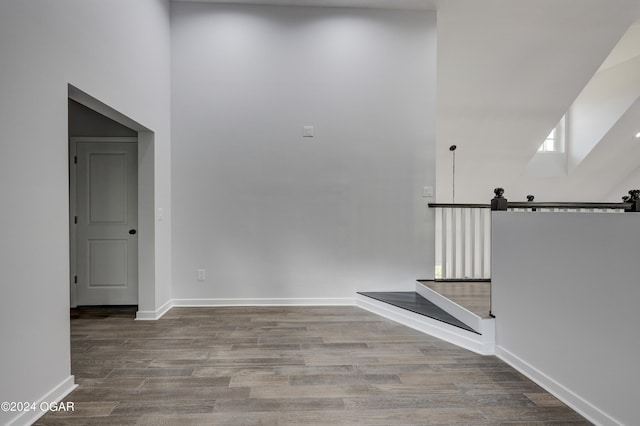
[357,291,478,334]
[356,292,495,355]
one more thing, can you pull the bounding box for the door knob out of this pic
[129,229,137,235]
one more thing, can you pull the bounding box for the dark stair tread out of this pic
[418,279,491,283]
[358,291,479,335]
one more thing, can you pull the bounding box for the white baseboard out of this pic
[7,375,77,426]
[136,299,174,320]
[496,346,621,426]
[135,298,353,320]
[171,297,354,307]
[356,294,495,355]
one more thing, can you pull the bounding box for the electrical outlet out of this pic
[423,186,433,197]
[197,269,205,281]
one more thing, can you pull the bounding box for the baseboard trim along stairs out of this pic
[356,281,495,355]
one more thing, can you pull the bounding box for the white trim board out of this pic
[137,298,355,320]
[356,294,495,355]
[6,376,77,426]
[496,346,622,426]
[171,298,355,308]
[136,299,174,321]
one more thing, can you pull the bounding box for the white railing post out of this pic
[473,209,482,278]
[483,209,491,278]
[454,208,463,278]
[444,208,454,278]
[434,207,443,279]
[433,206,492,280]
[464,208,472,278]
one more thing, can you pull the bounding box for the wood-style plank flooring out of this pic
[36,306,589,425]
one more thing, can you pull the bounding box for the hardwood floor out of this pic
[36,306,589,425]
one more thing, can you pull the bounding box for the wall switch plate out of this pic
[197,269,205,281]
[423,186,433,197]
[303,125,314,137]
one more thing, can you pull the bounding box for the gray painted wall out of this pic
[0,1,171,424]
[69,99,137,137]
[492,212,640,425]
[170,3,436,300]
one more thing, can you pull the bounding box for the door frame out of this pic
[69,137,138,307]
[69,84,159,318]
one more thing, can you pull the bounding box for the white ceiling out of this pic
[434,0,640,202]
[171,0,640,202]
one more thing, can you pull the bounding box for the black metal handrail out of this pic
[428,202,630,209]
[428,203,490,209]
[428,188,640,212]
[506,202,630,210]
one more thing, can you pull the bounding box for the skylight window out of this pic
[538,116,565,153]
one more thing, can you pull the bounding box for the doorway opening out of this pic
[68,85,156,316]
